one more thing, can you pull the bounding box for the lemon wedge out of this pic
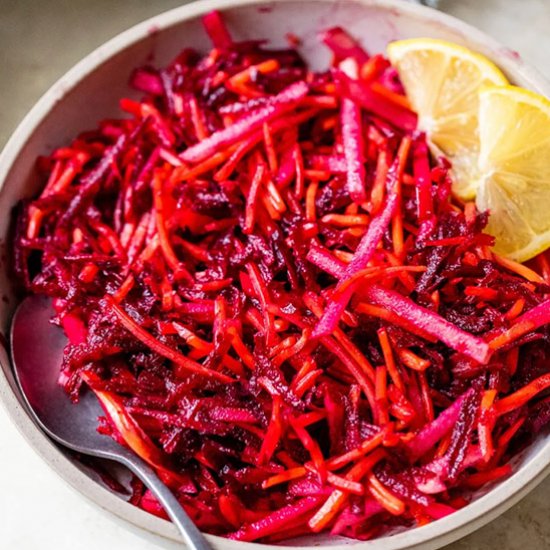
[387,38,508,199]
[476,85,550,262]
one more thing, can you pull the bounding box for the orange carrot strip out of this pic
[367,473,405,515]
[321,213,370,227]
[397,348,430,372]
[371,81,411,110]
[228,59,280,88]
[105,297,232,383]
[243,161,266,234]
[111,274,135,303]
[263,122,278,173]
[493,253,545,284]
[378,328,404,392]
[258,396,283,464]
[305,181,319,222]
[478,389,497,462]
[189,96,208,140]
[262,467,307,489]
[308,448,386,532]
[504,298,525,321]
[152,171,191,279]
[370,149,389,214]
[326,431,386,471]
[495,373,550,416]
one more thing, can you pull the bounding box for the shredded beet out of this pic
[14,11,550,543]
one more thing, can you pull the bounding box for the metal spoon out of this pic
[10,294,211,550]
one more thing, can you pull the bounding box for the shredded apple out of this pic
[13,12,550,542]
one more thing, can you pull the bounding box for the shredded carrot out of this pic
[397,348,430,371]
[263,122,278,173]
[504,298,525,321]
[367,473,406,515]
[106,297,232,383]
[378,328,404,392]
[243,160,266,234]
[493,253,545,284]
[189,96,209,140]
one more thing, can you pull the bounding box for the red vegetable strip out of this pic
[319,335,376,410]
[336,72,417,131]
[294,143,305,199]
[172,147,237,182]
[172,322,214,355]
[478,389,497,462]
[413,136,433,221]
[246,262,277,346]
[489,298,550,350]
[305,180,319,221]
[320,27,369,64]
[264,430,385,491]
[306,243,346,278]
[307,154,346,173]
[344,137,411,276]
[360,53,389,82]
[407,390,473,460]
[302,291,376,382]
[332,265,426,300]
[202,10,233,49]
[375,366,387,401]
[227,327,255,370]
[228,496,322,541]
[152,171,191,280]
[536,251,550,284]
[340,61,366,203]
[364,285,491,364]
[218,495,242,528]
[291,420,327,480]
[463,464,512,489]
[61,313,87,345]
[258,396,283,464]
[181,81,309,163]
[370,148,389,213]
[505,298,525,321]
[215,109,319,182]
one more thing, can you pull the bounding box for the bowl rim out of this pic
[2,0,550,548]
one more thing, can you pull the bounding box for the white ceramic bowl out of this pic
[1,1,550,548]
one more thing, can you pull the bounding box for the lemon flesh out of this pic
[387,38,508,199]
[476,85,550,262]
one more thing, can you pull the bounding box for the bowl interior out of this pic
[1,1,550,549]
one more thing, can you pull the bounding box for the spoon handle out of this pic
[120,454,211,550]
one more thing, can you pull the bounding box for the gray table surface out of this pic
[1,0,549,549]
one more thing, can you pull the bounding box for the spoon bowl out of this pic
[10,294,122,455]
[10,294,211,550]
